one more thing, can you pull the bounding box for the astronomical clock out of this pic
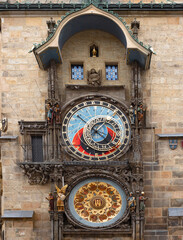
[61,99,131,161]
[60,95,135,234]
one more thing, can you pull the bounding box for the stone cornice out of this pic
[0,2,183,12]
[157,133,183,138]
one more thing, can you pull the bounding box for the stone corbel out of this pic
[18,163,63,185]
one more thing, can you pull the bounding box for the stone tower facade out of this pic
[0,1,183,240]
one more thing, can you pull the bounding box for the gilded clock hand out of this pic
[91,126,107,139]
[77,115,107,140]
[96,110,118,131]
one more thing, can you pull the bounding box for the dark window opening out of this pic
[31,136,43,162]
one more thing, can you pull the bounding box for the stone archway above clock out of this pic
[33,4,152,70]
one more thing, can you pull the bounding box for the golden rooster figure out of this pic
[55,184,68,212]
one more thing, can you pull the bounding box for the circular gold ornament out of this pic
[73,181,122,224]
[90,195,106,210]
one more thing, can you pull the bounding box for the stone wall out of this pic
[137,14,183,240]
[0,16,52,239]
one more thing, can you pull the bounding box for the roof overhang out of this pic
[33,4,152,70]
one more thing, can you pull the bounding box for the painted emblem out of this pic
[90,196,106,210]
[169,139,178,150]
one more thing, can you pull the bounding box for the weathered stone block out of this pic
[161,172,172,178]
[171,200,183,207]
[154,199,169,208]
[145,224,167,230]
[172,236,182,240]
[173,179,183,186]
[154,186,166,192]
[13,220,33,228]
[153,166,164,171]
[153,217,167,224]
[173,172,183,178]
[144,237,158,240]
[157,230,168,236]
[158,236,168,240]
[169,228,183,236]
[168,218,179,227]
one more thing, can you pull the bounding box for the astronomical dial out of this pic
[62,100,131,161]
[68,178,127,228]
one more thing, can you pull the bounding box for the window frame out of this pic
[105,63,118,81]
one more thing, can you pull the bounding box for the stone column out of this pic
[50,211,54,240]
[131,61,144,240]
[48,59,57,100]
[58,212,64,240]
[132,212,136,240]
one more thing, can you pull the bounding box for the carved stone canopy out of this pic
[33,5,152,70]
[18,120,47,135]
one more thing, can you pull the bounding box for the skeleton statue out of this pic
[129,105,136,125]
[0,118,8,136]
[55,184,68,212]
[87,68,102,86]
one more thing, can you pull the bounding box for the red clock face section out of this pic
[62,100,131,161]
[72,127,117,156]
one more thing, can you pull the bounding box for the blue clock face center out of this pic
[91,123,108,142]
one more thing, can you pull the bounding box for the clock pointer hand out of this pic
[76,115,112,143]
[76,115,106,136]
[96,110,117,131]
[76,115,109,146]
[76,115,87,123]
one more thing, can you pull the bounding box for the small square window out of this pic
[106,65,118,80]
[71,64,83,80]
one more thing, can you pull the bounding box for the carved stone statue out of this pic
[46,102,61,124]
[0,118,8,136]
[90,44,98,57]
[92,46,97,57]
[46,103,53,123]
[46,192,54,211]
[137,103,145,126]
[55,184,68,212]
[87,68,102,86]
[127,192,136,212]
[139,192,148,211]
[53,102,61,124]
[129,105,136,125]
